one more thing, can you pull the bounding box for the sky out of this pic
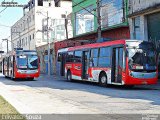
[0,0,28,52]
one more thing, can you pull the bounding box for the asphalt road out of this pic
[0,74,160,120]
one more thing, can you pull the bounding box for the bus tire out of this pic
[11,76,14,80]
[67,70,72,81]
[99,72,107,86]
[29,78,34,80]
[124,85,135,89]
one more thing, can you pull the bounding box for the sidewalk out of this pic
[0,73,160,115]
[39,74,160,90]
[0,74,100,114]
[38,74,64,81]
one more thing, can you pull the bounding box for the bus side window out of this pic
[66,52,74,62]
[74,51,82,63]
[9,57,12,68]
[98,47,111,67]
[90,48,98,67]
[58,53,62,62]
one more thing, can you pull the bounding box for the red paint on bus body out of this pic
[59,40,158,85]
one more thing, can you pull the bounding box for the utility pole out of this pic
[47,11,51,76]
[97,0,101,40]
[7,40,8,53]
[11,28,13,51]
[72,0,102,41]
[65,18,68,40]
[37,10,51,76]
[27,18,30,50]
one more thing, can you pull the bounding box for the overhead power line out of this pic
[0,23,10,27]
[0,0,14,14]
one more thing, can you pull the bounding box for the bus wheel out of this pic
[67,71,72,81]
[29,78,34,80]
[99,73,107,86]
[124,85,135,89]
[11,76,14,80]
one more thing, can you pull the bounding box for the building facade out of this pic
[11,0,72,51]
[129,0,160,45]
[54,0,130,54]
[72,0,129,38]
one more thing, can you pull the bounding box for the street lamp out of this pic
[36,10,51,76]
[2,39,9,53]
[1,38,20,53]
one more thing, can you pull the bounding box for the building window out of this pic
[33,34,34,39]
[30,35,32,41]
[21,24,22,31]
[26,37,27,46]
[33,15,35,20]
[38,0,43,6]
[101,0,124,28]
[19,40,21,47]
[55,1,60,7]
[23,38,25,46]
[21,39,23,47]
[23,21,25,31]
[27,18,29,23]
[29,16,31,22]
[17,41,19,48]
[75,5,94,35]
[134,16,141,40]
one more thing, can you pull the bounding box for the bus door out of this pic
[60,53,66,76]
[112,47,123,83]
[82,50,89,79]
[7,57,9,77]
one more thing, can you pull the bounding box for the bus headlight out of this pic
[17,70,22,73]
[17,70,26,73]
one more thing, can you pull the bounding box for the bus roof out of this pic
[68,39,126,51]
[57,40,151,53]
[3,50,37,57]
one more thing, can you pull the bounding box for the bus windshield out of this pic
[17,55,28,69]
[28,55,38,69]
[17,55,38,69]
[128,48,157,71]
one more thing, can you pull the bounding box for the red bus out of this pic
[2,50,40,80]
[57,40,158,86]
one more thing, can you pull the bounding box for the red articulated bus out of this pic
[2,49,40,80]
[57,40,158,86]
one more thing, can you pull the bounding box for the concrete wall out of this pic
[129,0,160,14]
[35,6,72,47]
[129,16,148,40]
[11,8,35,50]
[54,27,130,55]
[72,0,129,37]
[129,0,160,40]
[11,0,72,51]
[36,42,55,74]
